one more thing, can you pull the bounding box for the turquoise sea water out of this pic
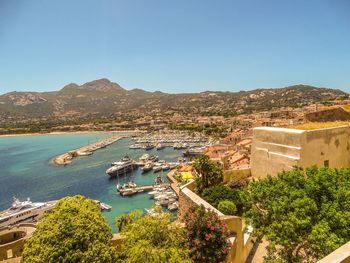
[0,133,183,232]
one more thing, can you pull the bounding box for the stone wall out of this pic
[0,224,36,262]
[317,241,350,263]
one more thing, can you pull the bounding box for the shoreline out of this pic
[0,130,141,138]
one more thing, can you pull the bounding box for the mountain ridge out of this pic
[0,79,347,123]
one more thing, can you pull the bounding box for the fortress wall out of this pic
[251,127,303,179]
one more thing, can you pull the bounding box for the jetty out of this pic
[53,135,125,165]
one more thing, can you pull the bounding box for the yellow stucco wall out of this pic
[251,126,350,179]
[299,126,350,169]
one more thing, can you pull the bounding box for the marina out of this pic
[0,132,195,232]
[129,130,212,150]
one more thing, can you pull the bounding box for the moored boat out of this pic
[106,155,138,178]
[0,197,56,229]
[142,162,154,173]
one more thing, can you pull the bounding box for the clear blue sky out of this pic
[0,0,349,94]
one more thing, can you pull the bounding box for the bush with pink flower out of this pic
[184,205,230,263]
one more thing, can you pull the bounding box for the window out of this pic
[7,249,13,259]
[324,160,329,167]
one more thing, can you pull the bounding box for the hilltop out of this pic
[0,79,347,126]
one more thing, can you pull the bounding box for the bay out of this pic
[0,133,183,232]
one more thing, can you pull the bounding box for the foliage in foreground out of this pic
[116,210,141,232]
[193,155,223,193]
[118,210,190,263]
[245,167,350,262]
[184,205,230,263]
[218,200,237,215]
[201,185,248,216]
[22,195,117,263]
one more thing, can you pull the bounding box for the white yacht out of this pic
[0,197,56,229]
[107,155,138,178]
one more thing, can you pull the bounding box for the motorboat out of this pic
[106,155,138,178]
[161,164,170,171]
[144,143,154,150]
[142,162,154,173]
[153,164,163,173]
[119,188,137,196]
[168,202,179,211]
[129,144,142,149]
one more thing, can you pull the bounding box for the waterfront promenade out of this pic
[53,135,125,165]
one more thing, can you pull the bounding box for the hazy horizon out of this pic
[1,0,349,94]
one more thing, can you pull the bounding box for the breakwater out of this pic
[53,135,125,165]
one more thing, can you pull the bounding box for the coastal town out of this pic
[1,1,350,262]
[2,98,350,262]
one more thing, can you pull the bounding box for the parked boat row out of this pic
[141,160,177,173]
[148,186,179,211]
[117,176,169,197]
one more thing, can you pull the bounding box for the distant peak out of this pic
[60,83,79,91]
[60,79,124,92]
[85,78,112,85]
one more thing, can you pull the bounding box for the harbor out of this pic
[0,133,198,232]
[129,130,212,150]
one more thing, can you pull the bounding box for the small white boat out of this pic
[168,202,179,211]
[129,144,142,149]
[142,162,154,173]
[153,165,162,173]
[120,188,137,196]
[145,208,158,217]
[162,164,170,171]
[100,202,112,211]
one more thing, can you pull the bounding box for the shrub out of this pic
[118,211,190,263]
[184,205,230,263]
[218,200,237,215]
[22,195,117,263]
[201,185,251,216]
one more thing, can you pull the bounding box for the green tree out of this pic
[193,155,223,193]
[116,210,141,232]
[218,200,237,215]
[184,205,230,263]
[117,211,190,263]
[22,195,117,263]
[245,167,350,262]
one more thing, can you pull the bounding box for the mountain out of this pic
[0,79,347,124]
